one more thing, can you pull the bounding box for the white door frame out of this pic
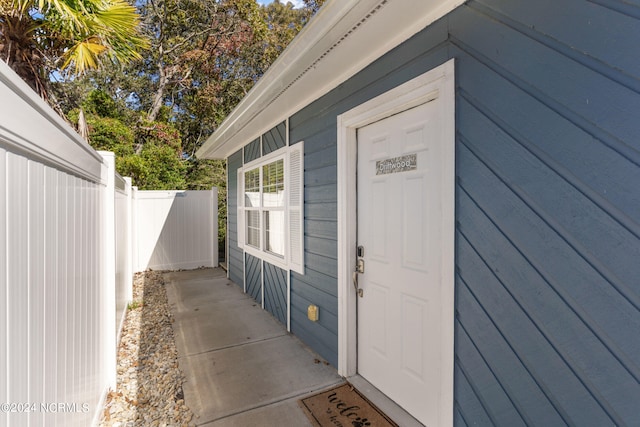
[336,58,456,422]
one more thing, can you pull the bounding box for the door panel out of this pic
[357,99,447,426]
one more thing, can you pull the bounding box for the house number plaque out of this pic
[376,154,417,175]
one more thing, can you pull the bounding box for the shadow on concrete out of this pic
[164,268,343,427]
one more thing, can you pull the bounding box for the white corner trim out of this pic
[336,114,359,377]
[226,173,231,279]
[337,60,455,426]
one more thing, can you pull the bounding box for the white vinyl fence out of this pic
[114,170,134,342]
[133,189,218,272]
[0,61,217,426]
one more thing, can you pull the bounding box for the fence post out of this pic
[211,187,218,268]
[124,177,133,302]
[132,186,139,272]
[99,151,117,391]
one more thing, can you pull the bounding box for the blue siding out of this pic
[225,0,640,422]
[227,150,243,287]
[245,253,262,304]
[262,121,287,155]
[288,125,340,366]
[284,0,640,424]
[286,17,449,371]
[244,138,261,163]
[227,123,292,314]
[448,3,640,423]
[263,262,287,325]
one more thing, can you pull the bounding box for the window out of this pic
[244,159,285,256]
[244,168,260,248]
[237,143,304,273]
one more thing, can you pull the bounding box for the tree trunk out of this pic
[0,16,46,97]
[147,64,171,122]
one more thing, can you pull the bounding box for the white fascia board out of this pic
[197,0,465,160]
[0,61,104,183]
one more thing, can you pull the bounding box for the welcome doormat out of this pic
[299,383,398,427]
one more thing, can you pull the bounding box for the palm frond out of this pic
[1,0,148,85]
[61,37,107,73]
[41,0,87,31]
[93,0,140,34]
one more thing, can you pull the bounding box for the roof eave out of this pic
[197,0,464,160]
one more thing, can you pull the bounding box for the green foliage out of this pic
[127,300,143,310]
[83,90,121,118]
[136,121,183,153]
[138,144,187,190]
[78,102,187,190]
[116,120,186,190]
[44,0,321,261]
[86,115,135,157]
[117,145,187,190]
[0,0,148,97]
[175,0,312,155]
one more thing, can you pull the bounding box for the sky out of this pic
[256,0,306,8]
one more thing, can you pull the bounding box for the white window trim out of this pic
[237,143,304,274]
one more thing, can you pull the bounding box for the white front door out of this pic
[356,95,452,426]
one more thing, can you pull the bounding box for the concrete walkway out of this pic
[164,268,344,426]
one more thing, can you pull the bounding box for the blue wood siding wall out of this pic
[263,121,287,155]
[284,0,640,424]
[227,149,243,287]
[264,262,287,325]
[450,3,640,425]
[288,130,340,366]
[227,125,289,322]
[245,253,262,304]
[244,138,261,164]
[258,125,288,318]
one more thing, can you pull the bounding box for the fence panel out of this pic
[133,189,218,271]
[1,143,107,427]
[1,61,108,426]
[1,60,218,426]
[115,173,133,342]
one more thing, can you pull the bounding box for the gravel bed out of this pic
[100,271,195,427]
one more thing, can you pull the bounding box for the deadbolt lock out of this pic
[353,245,365,297]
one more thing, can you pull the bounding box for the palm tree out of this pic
[0,0,148,98]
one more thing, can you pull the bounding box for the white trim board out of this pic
[336,58,456,425]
